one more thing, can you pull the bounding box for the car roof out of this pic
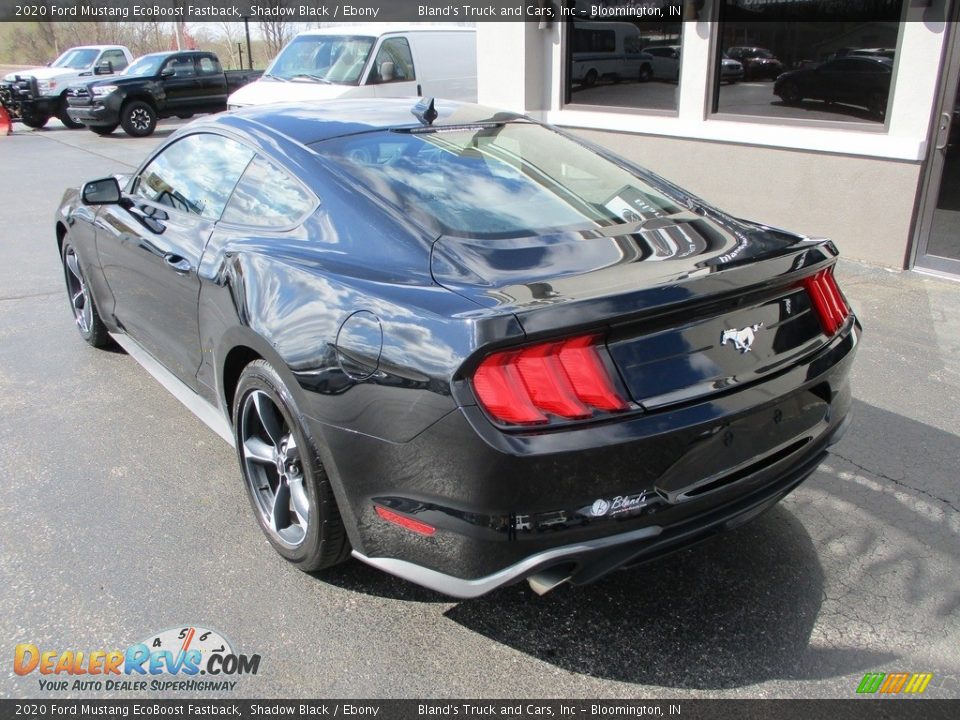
[211,99,525,146]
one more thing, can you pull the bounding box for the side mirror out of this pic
[379,61,395,83]
[95,61,113,75]
[81,177,122,205]
[160,67,175,78]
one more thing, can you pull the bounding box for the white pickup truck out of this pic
[0,45,133,128]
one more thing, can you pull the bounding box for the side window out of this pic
[368,38,415,84]
[133,134,255,220]
[198,56,222,75]
[221,156,315,228]
[101,50,127,71]
[165,56,196,78]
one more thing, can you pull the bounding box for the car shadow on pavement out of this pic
[442,505,896,689]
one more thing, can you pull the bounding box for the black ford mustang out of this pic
[56,99,859,597]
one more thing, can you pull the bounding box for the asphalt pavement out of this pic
[0,118,957,699]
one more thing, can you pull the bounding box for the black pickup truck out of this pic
[66,51,261,137]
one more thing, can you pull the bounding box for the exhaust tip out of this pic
[527,565,574,596]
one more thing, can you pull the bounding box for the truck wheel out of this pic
[89,124,118,136]
[176,113,194,120]
[20,112,49,129]
[58,98,84,129]
[120,100,157,137]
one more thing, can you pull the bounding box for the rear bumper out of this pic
[353,417,843,598]
[309,320,859,595]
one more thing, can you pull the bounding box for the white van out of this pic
[227,25,476,108]
[571,21,653,87]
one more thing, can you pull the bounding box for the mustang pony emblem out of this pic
[721,323,764,353]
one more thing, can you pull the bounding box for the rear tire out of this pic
[89,124,118,136]
[868,91,887,120]
[175,113,194,120]
[638,64,652,83]
[583,69,598,88]
[233,360,350,572]
[120,100,157,137]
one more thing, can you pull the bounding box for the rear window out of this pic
[318,123,683,239]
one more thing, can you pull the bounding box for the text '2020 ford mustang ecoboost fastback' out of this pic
[56,99,859,598]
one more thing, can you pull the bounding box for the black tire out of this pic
[20,112,49,129]
[89,124,118,136]
[175,113,194,120]
[583,69,598,88]
[233,360,350,572]
[778,80,802,105]
[638,64,652,83]
[57,97,84,129]
[61,240,109,348]
[120,100,157,137]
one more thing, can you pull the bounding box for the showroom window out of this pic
[564,2,690,112]
[712,0,904,125]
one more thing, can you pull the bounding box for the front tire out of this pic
[61,241,109,347]
[120,100,157,137]
[778,80,802,106]
[638,64,652,83]
[20,111,49,129]
[233,360,350,571]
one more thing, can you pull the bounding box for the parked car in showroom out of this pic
[774,56,892,119]
[726,46,783,80]
[0,45,131,128]
[66,51,261,137]
[720,53,744,83]
[55,99,859,598]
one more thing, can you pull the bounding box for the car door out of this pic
[195,54,228,110]
[94,133,255,386]
[160,54,202,110]
[368,37,418,98]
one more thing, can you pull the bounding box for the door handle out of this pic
[164,253,191,274]
[936,111,952,151]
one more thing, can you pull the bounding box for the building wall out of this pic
[569,130,922,268]
[475,6,950,269]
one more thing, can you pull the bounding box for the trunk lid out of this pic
[432,213,838,408]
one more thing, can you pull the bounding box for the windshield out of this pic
[122,55,167,77]
[320,123,684,239]
[51,49,100,69]
[266,35,375,84]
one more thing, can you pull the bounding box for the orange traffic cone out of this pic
[0,105,12,136]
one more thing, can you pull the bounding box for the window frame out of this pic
[561,18,682,119]
[366,36,417,86]
[706,0,908,133]
[129,131,256,222]
[217,153,320,232]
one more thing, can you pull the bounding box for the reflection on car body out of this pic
[55,99,859,598]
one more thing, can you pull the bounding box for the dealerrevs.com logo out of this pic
[14,626,261,692]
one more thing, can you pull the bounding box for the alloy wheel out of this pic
[129,107,151,132]
[239,389,310,548]
[64,247,92,334]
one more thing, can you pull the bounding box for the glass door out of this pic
[914,14,960,276]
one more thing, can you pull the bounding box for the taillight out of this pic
[472,335,628,426]
[802,268,850,336]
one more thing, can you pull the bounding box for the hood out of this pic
[3,66,86,83]
[227,78,358,107]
